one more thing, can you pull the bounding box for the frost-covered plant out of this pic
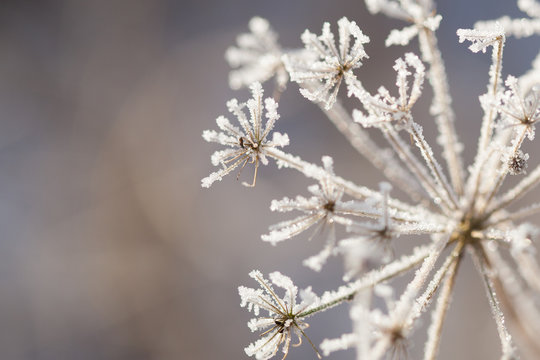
[202,1,540,359]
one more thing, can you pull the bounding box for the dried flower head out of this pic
[283,17,369,109]
[497,76,540,140]
[226,17,288,91]
[201,82,289,188]
[505,149,529,175]
[239,270,322,360]
[262,156,356,271]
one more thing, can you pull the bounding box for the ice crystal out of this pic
[203,1,540,359]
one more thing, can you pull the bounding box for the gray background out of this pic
[0,0,538,359]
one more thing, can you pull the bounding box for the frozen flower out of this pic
[262,157,347,244]
[496,76,540,140]
[283,17,369,109]
[204,1,540,359]
[201,82,289,188]
[226,17,288,91]
[239,270,321,360]
[262,156,374,271]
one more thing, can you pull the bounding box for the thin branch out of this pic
[481,127,529,213]
[486,202,540,227]
[423,245,463,360]
[487,163,540,217]
[383,126,455,214]
[484,244,540,357]
[471,244,517,359]
[408,122,460,210]
[297,244,434,318]
[412,240,465,320]
[478,36,505,154]
[309,85,430,204]
[418,26,465,195]
[266,147,442,219]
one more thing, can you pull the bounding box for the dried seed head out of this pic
[506,150,529,175]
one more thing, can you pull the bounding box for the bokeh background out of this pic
[0,1,538,359]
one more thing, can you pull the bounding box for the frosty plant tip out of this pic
[201,82,289,188]
[239,270,322,360]
[202,1,540,359]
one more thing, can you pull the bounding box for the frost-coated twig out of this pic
[349,60,459,212]
[514,250,540,294]
[297,244,433,318]
[394,236,448,320]
[482,126,529,212]
[382,126,455,213]
[478,35,505,154]
[317,97,429,203]
[266,147,434,217]
[411,240,465,322]
[487,202,540,227]
[488,163,540,216]
[471,244,517,359]
[365,236,447,358]
[423,243,463,360]
[484,244,540,357]
[408,122,460,210]
[458,31,506,210]
[266,147,379,201]
[418,26,465,195]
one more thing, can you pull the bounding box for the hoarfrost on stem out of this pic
[226,17,288,91]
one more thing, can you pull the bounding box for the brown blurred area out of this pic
[0,1,537,359]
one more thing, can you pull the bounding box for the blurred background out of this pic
[0,0,538,359]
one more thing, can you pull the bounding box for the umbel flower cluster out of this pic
[202,1,540,359]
